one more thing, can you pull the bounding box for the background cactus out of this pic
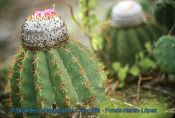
[105,0,153,20]
[154,35,175,74]
[8,8,106,117]
[98,0,163,69]
[154,0,175,34]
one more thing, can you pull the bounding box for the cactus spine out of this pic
[9,8,106,117]
[154,35,175,74]
[99,0,163,68]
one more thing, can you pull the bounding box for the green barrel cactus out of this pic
[154,0,175,34]
[98,0,163,68]
[154,35,175,74]
[8,8,106,117]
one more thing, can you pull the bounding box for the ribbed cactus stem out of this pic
[111,0,146,28]
[21,8,69,51]
[9,8,106,117]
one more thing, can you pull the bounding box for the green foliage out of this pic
[92,33,104,51]
[154,35,175,74]
[154,0,175,34]
[79,0,104,51]
[9,40,106,117]
[136,52,156,71]
[79,0,100,32]
[112,42,157,87]
[129,65,140,76]
[137,42,156,71]
[112,62,129,88]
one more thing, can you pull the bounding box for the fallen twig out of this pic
[136,75,153,105]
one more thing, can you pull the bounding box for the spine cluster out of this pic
[21,8,69,51]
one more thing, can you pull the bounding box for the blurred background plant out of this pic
[112,42,157,88]
[87,0,164,89]
[154,0,175,34]
[73,0,175,116]
[0,0,12,12]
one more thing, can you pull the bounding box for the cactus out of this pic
[8,8,106,117]
[154,0,175,34]
[98,0,163,68]
[154,35,175,74]
[105,0,153,20]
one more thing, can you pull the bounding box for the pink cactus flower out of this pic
[33,8,56,18]
[22,8,69,50]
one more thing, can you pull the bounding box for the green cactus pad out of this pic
[154,35,175,74]
[154,0,175,33]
